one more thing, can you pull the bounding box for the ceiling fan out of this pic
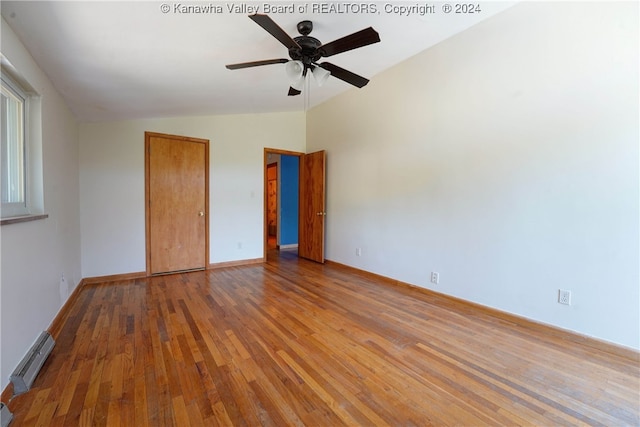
[226,14,380,96]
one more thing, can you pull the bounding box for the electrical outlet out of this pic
[430,272,439,284]
[356,248,362,256]
[237,242,242,250]
[558,289,571,305]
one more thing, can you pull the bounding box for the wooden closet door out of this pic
[146,132,209,274]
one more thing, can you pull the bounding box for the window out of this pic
[1,73,28,217]
[0,58,44,223]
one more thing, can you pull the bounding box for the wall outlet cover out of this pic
[558,289,571,305]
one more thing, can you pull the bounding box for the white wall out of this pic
[79,113,305,277]
[1,18,81,390]
[307,2,639,349]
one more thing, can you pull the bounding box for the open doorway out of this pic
[264,149,302,260]
[264,148,326,263]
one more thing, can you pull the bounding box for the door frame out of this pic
[263,148,303,260]
[145,131,210,276]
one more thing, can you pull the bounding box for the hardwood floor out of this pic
[6,251,639,426]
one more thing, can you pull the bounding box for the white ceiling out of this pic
[1,1,515,122]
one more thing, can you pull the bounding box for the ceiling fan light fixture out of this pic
[291,75,306,91]
[285,60,304,83]
[312,66,331,87]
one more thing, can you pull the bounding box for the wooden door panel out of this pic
[299,150,325,263]
[267,163,277,238]
[147,134,208,274]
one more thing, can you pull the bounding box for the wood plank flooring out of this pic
[6,251,640,426]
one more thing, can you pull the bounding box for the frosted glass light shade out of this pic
[291,75,306,91]
[285,61,304,82]
[312,66,331,87]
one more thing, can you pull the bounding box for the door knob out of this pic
[199,211,204,217]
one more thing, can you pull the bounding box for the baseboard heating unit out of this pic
[0,403,13,427]
[10,331,55,396]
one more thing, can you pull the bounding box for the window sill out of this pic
[1,213,49,226]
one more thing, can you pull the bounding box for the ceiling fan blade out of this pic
[249,14,301,50]
[288,87,302,96]
[226,58,288,70]
[319,63,370,88]
[320,27,380,57]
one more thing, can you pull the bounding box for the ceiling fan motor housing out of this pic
[290,37,322,64]
[289,20,323,65]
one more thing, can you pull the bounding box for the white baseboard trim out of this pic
[279,244,298,250]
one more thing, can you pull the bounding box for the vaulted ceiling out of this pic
[1,1,515,122]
